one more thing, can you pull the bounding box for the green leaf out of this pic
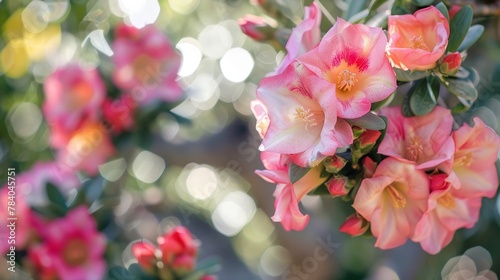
[46,183,68,211]
[394,68,431,82]
[288,162,310,184]
[348,9,369,23]
[435,2,449,22]
[391,0,410,15]
[367,0,388,20]
[410,76,440,115]
[308,184,331,195]
[402,85,416,117]
[443,76,478,101]
[457,25,484,52]
[346,112,386,130]
[447,5,473,52]
[346,0,369,20]
[412,0,434,7]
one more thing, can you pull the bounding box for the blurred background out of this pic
[1,0,500,279]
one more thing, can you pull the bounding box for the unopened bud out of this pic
[339,213,369,237]
[238,15,276,41]
[362,157,377,178]
[439,52,462,75]
[131,241,158,275]
[326,175,355,197]
[323,155,347,174]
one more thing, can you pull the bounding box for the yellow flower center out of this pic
[454,152,473,167]
[294,106,318,131]
[337,69,358,92]
[386,182,407,209]
[407,136,424,162]
[62,238,88,266]
[437,192,455,209]
[409,36,429,51]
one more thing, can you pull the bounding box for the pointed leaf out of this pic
[410,76,440,115]
[412,0,434,7]
[288,162,310,184]
[395,68,431,82]
[46,183,68,211]
[346,112,386,130]
[435,2,449,22]
[447,5,473,52]
[443,77,478,100]
[457,25,484,52]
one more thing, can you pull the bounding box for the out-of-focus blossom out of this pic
[0,188,32,255]
[257,62,353,167]
[439,52,462,75]
[238,15,276,41]
[56,122,115,175]
[131,241,158,275]
[43,65,106,149]
[386,6,449,70]
[28,245,58,280]
[29,206,106,280]
[413,173,481,254]
[339,213,369,237]
[299,18,396,119]
[446,118,500,198]
[157,226,199,275]
[102,95,136,133]
[378,106,455,170]
[353,157,429,249]
[112,24,182,105]
[275,3,321,74]
[256,152,328,231]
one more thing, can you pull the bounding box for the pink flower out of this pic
[412,174,481,254]
[387,6,450,71]
[447,118,500,198]
[157,226,198,275]
[275,3,321,74]
[0,187,32,255]
[43,64,106,149]
[102,95,136,133]
[378,106,455,170]
[56,122,115,175]
[353,158,429,249]
[339,213,369,237]
[31,206,106,280]
[256,151,328,231]
[257,62,353,167]
[238,15,275,41]
[131,241,158,274]
[298,18,396,119]
[112,24,182,105]
[439,52,462,75]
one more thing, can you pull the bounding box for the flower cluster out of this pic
[131,226,216,280]
[244,2,500,254]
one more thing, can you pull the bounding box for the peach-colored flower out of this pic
[378,106,455,170]
[298,18,396,119]
[257,62,353,167]
[447,118,500,199]
[43,64,106,149]
[256,151,328,231]
[112,24,182,105]
[413,174,481,254]
[275,3,321,74]
[353,157,429,249]
[31,206,106,280]
[56,122,115,175]
[387,6,450,71]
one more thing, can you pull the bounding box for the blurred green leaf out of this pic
[435,2,449,22]
[402,85,416,117]
[45,183,68,212]
[391,0,410,15]
[410,76,440,115]
[289,162,310,184]
[412,0,434,7]
[457,25,484,52]
[346,0,369,20]
[348,9,369,23]
[346,112,386,130]
[443,75,478,101]
[395,68,431,82]
[367,0,389,20]
[447,5,473,52]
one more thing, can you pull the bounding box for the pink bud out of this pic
[238,15,275,41]
[339,213,369,237]
[171,254,197,275]
[429,173,450,192]
[323,155,347,173]
[440,52,462,75]
[362,157,377,178]
[157,226,198,267]
[326,175,354,197]
[131,241,158,274]
[357,130,382,150]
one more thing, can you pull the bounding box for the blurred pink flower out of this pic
[131,241,158,274]
[256,151,328,231]
[102,95,136,133]
[353,157,429,249]
[56,122,115,175]
[157,226,199,275]
[43,65,106,149]
[413,173,481,254]
[112,24,182,105]
[275,2,321,74]
[257,62,353,167]
[0,187,32,255]
[298,18,396,119]
[378,106,455,170]
[446,118,500,198]
[31,206,106,280]
[238,15,275,41]
[386,6,449,70]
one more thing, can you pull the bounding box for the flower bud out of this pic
[131,241,158,275]
[429,173,450,192]
[238,15,276,41]
[339,213,369,237]
[157,226,198,269]
[323,155,347,173]
[171,255,197,276]
[362,157,377,178]
[439,52,462,75]
[326,175,355,197]
[352,130,382,167]
[352,126,366,139]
